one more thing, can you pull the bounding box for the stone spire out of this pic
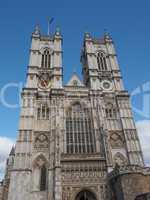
[9,146,15,156]
[55,26,61,36]
[104,30,113,42]
[84,32,91,39]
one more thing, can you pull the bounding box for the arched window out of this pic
[37,104,50,120]
[105,103,117,119]
[97,52,107,71]
[41,49,51,68]
[66,102,96,154]
[40,165,47,191]
[32,155,48,192]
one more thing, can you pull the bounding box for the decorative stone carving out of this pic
[113,152,127,167]
[110,132,124,148]
[34,133,49,149]
[61,161,107,185]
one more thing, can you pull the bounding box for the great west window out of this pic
[66,102,96,154]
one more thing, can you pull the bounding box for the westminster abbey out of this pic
[0,25,150,200]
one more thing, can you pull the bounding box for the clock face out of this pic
[101,80,113,91]
[38,73,52,89]
[103,82,110,89]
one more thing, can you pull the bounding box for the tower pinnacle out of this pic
[33,24,40,35]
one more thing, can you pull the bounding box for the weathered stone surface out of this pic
[109,166,150,200]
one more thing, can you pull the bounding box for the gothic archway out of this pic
[75,190,97,200]
[32,154,48,191]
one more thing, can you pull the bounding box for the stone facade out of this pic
[0,25,150,200]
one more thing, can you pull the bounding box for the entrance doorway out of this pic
[75,190,96,200]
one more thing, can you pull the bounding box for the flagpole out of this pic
[47,18,50,36]
[47,17,54,36]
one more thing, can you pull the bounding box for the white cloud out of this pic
[136,120,150,166]
[0,137,14,181]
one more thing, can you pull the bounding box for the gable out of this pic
[66,73,84,87]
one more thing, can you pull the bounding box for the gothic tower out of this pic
[81,32,144,168]
[5,26,146,200]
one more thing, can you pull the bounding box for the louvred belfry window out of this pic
[41,49,51,68]
[66,102,96,154]
[97,52,107,71]
[105,103,117,119]
[37,104,50,120]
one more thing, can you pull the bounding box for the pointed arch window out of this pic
[37,104,50,120]
[97,52,107,71]
[32,156,47,192]
[40,165,47,191]
[41,49,51,68]
[66,102,96,154]
[105,103,117,119]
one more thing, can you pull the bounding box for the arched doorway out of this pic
[75,190,97,200]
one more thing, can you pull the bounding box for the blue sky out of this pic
[0,0,150,139]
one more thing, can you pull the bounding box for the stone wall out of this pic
[121,173,150,200]
[109,165,150,200]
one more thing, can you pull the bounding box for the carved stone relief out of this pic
[113,152,127,167]
[34,133,49,150]
[110,132,124,149]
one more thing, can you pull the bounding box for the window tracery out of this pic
[97,52,107,71]
[41,49,51,68]
[105,103,117,119]
[32,155,48,191]
[66,102,96,154]
[37,104,50,120]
